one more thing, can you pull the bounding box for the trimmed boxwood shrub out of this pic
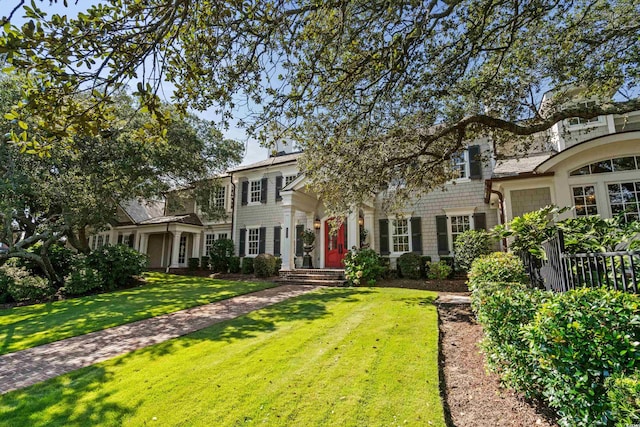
[63,261,103,296]
[187,257,200,271]
[397,252,422,279]
[241,257,254,274]
[606,373,640,426]
[254,253,277,277]
[229,256,241,273]
[200,255,210,270]
[454,229,492,272]
[468,252,528,288]
[274,257,282,273]
[85,244,148,291]
[427,260,452,280]
[525,288,640,427]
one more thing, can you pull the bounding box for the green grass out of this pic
[0,287,445,427]
[0,272,277,355]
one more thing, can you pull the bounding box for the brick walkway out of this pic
[0,284,318,395]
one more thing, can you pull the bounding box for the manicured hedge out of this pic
[470,253,640,427]
[397,252,421,279]
[254,253,277,277]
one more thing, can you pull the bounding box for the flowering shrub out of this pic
[343,248,385,286]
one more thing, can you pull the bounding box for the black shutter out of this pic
[436,215,450,255]
[468,145,482,179]
[295,224,304,256]
[259,227,266,254]
[275,176,283,202]
[273,226,281,256]
[473,212,487,230]
[241,181,248,206]
[260,177,268,204]
[410,217,422,253]
[343,221,348,250]
[128,234,135,248]
[379,219,390,255]
[239,228,246,256]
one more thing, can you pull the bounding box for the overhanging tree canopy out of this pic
[1,0,639,213]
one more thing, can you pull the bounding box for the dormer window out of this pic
[567,100,601,126]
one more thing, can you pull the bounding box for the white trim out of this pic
[245,226,261,257]
[443,207,476,254]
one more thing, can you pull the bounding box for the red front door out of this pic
[325,219,347,268]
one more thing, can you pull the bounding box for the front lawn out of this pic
[0,272,277,355]
[0,287,445,427]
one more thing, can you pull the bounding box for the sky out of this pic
[6,0,269,166]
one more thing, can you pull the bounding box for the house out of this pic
[96,98,640,272]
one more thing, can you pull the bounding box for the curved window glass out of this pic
[569,156,640,176]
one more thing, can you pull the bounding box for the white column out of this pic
[281,206,295,270]
[139,233,149,255]
[192,232,201,258]
[364,210,375,250]
[109,227,117,246]
[347,209,359,250]
[170,231,182,268]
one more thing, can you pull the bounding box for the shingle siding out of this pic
[511,188,552,218]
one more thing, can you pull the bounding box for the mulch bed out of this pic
[437,302,558,427]
[376,278,469,292]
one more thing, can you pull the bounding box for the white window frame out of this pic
[571,184,599,217]
[390,218,411,253]
[284,175,297,187]
[217,232,228,240]
[204,233,216,255]
[566,100,604,129]
[212,186,226,209]
[607,180,640,223]
[451,150,469,181]
[249,180,262,204]
[443,207,476,254]
[178,235,187,264]
[247,228,260,257]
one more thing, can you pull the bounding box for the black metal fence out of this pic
[522,231,639,294]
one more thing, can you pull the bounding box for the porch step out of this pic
[277,269,347,287]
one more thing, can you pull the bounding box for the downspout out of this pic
[165,222,171,273]
[230,175,236,251]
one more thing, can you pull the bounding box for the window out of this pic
[178,235,187,264]
[247,229,260,256]
[217,233,228,240]
[450,216,471,243]
[451,151,468,179]
[570,156,640,176]
[284,175,297,187]
[250,180,262,203]
[608,181,640,223]
[212,186,225,208]
[572,185,598,217]
[567,100,601,126]
[204,233,216,255]
[391,219,410,252]
[96,235,104,249]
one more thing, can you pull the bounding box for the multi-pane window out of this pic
[247,229,260,256]
[572,185,598,217]
[204,233,216,255]
[568,100,600,126]
[570,156,640,176]
[451,216,471,243]
[250,180,262,203]
[391,219,410,252]
[217,233,228,240]
[96,235,104,249]
[212,186,226,208]
[178,235,187,264]
[608,181,640,223]
[284,175,297,187]
[451,152,467,179]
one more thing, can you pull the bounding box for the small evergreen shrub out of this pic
[378,257,391,278]
[63,260,103,296]
[606,373,640,426]
[0,266,15,303]
[254,253,277,277]
[397,252,422,279]
[468,252,528,288]
[343,248,385,286]
[274,257,282,273]
[187,257,200,271]
[525,288,640,427]
[228,256,241,273]
[438,256,455,277]
[200,255,210,270]
[86,245,148,291]
[241,257,254,274]
[4,266,53,301]
[427,260,452,280]
[420,256,432,278]
[454,229,492,272]
[210,238,234,273]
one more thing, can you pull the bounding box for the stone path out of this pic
[436,293,471,305]
[0,284,318,395]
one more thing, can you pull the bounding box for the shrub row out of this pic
[470,252,640,427]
